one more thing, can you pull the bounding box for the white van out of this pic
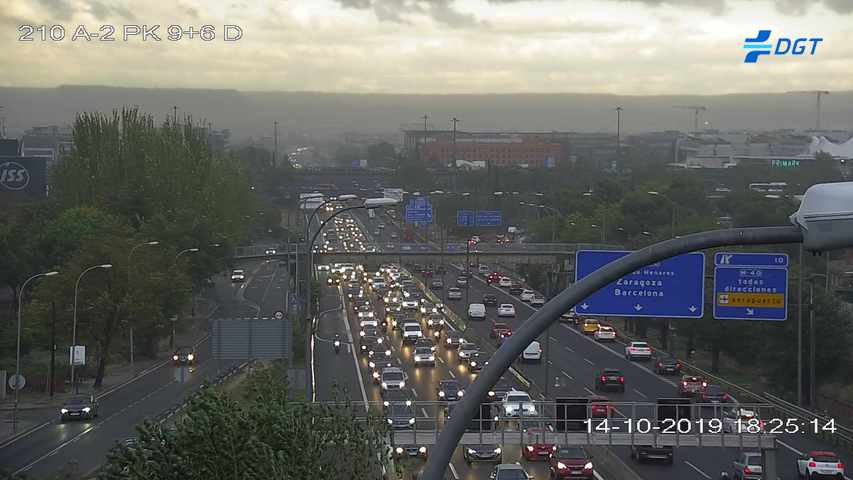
[467,303,486,320]
[522,341,542,362]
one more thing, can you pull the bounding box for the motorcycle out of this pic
[334,335,341,354]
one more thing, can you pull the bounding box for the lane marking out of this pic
[583,386,595,395]
[549,336,558,342]
[547,360,553,366]
[584,358,595,366]
[448,370,456,378]
[421,408,429,418]
[777,439,803,456]
[633,389,648,399]
[0,421,51,450]
[411,388,419,398]
[449,462,460,480]
[341,291,369,412]
[14,424,99,475]
[684,460,712,479]
[561,370,574,381]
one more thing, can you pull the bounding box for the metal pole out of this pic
[809,278,816,406]
[14,273,50,430]
[797,243,804,406]
[49,301,56,398]
[420,226,804,480]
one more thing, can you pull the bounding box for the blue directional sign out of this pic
[713,252,789,321]
[574,250,705,318]
[476,210,502,227]
[405,198,433,224]
[457,209,475,227]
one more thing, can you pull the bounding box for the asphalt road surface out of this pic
[1,258,286,478]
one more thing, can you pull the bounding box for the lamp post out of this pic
[172,248,200,349]
[582,191,607,242]
[520,202,560,243]
[127,241,160,372]
[807,273,827,407]
[14,270,59,430]
[72,264,112,394]
[648,191,676,239]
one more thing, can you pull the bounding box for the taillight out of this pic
[682,381,687,386]
[743,467,751,474]
[600,375,607,382]
[657,362,662,368]
[838,463,844,469]
[619,376,625,382]
[702,382,708,387]
[808,461,816,468]
[676,361,682,368]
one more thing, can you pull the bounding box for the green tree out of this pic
[366,141,397,168]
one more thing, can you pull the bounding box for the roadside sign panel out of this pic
[713,252,789,321]
[475,210,502,227]
[457,210,475,226]
[405,198,433,224]
[574,250,705,318]
[8,374,25,391]
[69,345,86,366]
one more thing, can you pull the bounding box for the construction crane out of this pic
[787,90,830,131]
[673,105,708,135]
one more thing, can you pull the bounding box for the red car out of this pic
[549,446,594,479]
[490,321,512,338]
[522,428,556,461]
[588,396,614,418]
[486,272,502,284]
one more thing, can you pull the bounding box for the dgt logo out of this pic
[0,161,30,191]
[743,30,823,63]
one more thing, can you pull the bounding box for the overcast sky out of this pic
[2,0,852,94]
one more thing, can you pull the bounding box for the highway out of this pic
[354,209,853,480]
[0,258,287,478]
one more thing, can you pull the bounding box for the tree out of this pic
[366,141,397,168]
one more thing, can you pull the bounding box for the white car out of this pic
[520,290,535,302]
[497,304,516,317]
[316,264,330,271]
[530,295,545,307]
[380,367,407,392]
[478,264,490,274]
[402,299,419,310]
[447,287,462,300]
[402,323,423,343]
[360,319,379,329]
[458,343,478,361]
[522,341,542,362]
[498,277,513,287]
[722,407,763,433]
[230,269,245,282]
[502,390,537,417]
[594,326,616,342]
[357,310,374,320]
[468,303,486,320]
[796,451,844,479]
[413,346,436,366]
[625,341,652,360]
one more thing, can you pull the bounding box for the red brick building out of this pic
[404,130,567,168]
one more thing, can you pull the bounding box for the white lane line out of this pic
[0,421,51,450]
[561,370,574,381]
[633,389,648,399]
[448,370,456,378]
[564,345,575,352]
[583,386,595,395]
[593,470,605,480]
[547,360,553,365]
[341,292,369,412]
[777,439,803,456]
[449,462,460,480]
[584,358,595,366]
[14,424,99,474]
[549,336,558,342]
[421,408,429,418]
[411,388,419,398]
[437,356,446,364]
[684,460,712,479]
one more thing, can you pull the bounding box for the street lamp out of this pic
[806,273,827,406]
[520,202,560,243]
[173,248,200,348]
[127,241,160,372]
[581,191,606,242]
[648,191,676,239]
[72,264,112,393]
[14,270,59,430]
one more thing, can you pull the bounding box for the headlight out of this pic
[494,447,501,454]
[368,312,374,317]
[377,337,383,344]
[438,391,445,397]
[82,407,91,413]
[467,448,475,455]
[369,361,376,368]
[458,390,464,397]
[385,350,391,356]
[382,382,388,388]
[387,418,393,425]
[526,446,534,452]
[419,446,427,454]
[557,462,567,470]
[399,381,406,388]
[584,462,593,470]
[187,353,195,360]
[405,400,412,406]
[373,372,380,379]
[446,338,452,344]
[383,400,390,407]
[470,361,477,367]
[396,447,404,454]
[428,355,435,361]
[172,355,179,361]
[61,408,69,414]
[409,418,416,425]
[360,331,365,337]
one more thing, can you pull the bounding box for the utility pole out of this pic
[49,301,56,397]
[452,117,459,192]
[615,106,623,149]
[673,105,708,135]
[787,90,830,131]
[421,115,429,164]
[172,105,178,125]
[797,243,804,405]
[274,120,279,169]
[0,105,6,139]
[809,277,816,406]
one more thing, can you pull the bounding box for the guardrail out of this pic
[763,392,853,449]
[154,361,253,425]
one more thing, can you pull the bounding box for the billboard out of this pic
[0,156,47,198]
[383,188,404,203]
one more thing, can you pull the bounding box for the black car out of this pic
[430,279,445,290]
[172,346,196,365]
[483,294,498,306]
[466,351,489,372]
[437,379,464,402]
[393,444,428,459]
[382,389,413,409]
[463,444,503,463]
[435,265,447,274]
[594,368,626,392]
[508,285,524,295]
[655,356,682,375]
[386,402,416,429]
[444,330,466,348]
[359,335,384,357]
[60,395,99,421]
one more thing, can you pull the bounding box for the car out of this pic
[437,379,465,401]
[631,445,674,464]
[679,375,707,397]
[490,463,532,480]
[392,444,428,459]
[359,336,385,358]
[456,276,468,286]
[370,358,402,384]
[316,264,330,271]
[522,427,556,461]
[549,446,595,479]
[483,293,498,306]
[502,390,537,417]
[490,321,512,338]
[401,245,412,251]
[530,295,545,307]
[795,451,844,479]
[444,330,466,348]
[478,264,490,274]
[430,279,444,290]
[519,289,535,302]
[464,445,503,463]
[498,277,513,287]
[385,242,395,250]
[386,401,416,429]
[401,322,424,344]
[486,272,503,284]
[522,341,542,362]
[372,230,381,236]
[588,396,614,418]
[380,367,408,392]
[435,265,447,274]
[625,341,653,361]
[497,304,516,317]
[426,313,446,329]
[699,384,732,404]
[594,368,625,392]
[466,351,489,372]
[401,298,419,310]
[356,308,375,321]
[731,451,763,480]
[230,269,245,282]
[594,326,616,342]
[458,342,479,362]
[381,389,412,408]
[391,233,399,239]
[420,301,438,315]
[60,395,99,421]
[413,346,436,366]
[265,248,277,255]
[655,356,682,375]
[447,287,463,300]
[722,406,765,433]
[581,319,600,335]
[468,303,486,320]
[560,311,579,325]
[359,318,379,330]
[172,346,196,365]
[378,223,386,229]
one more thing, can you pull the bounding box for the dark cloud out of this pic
[88,1,136,21]
[36,0,76,20]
